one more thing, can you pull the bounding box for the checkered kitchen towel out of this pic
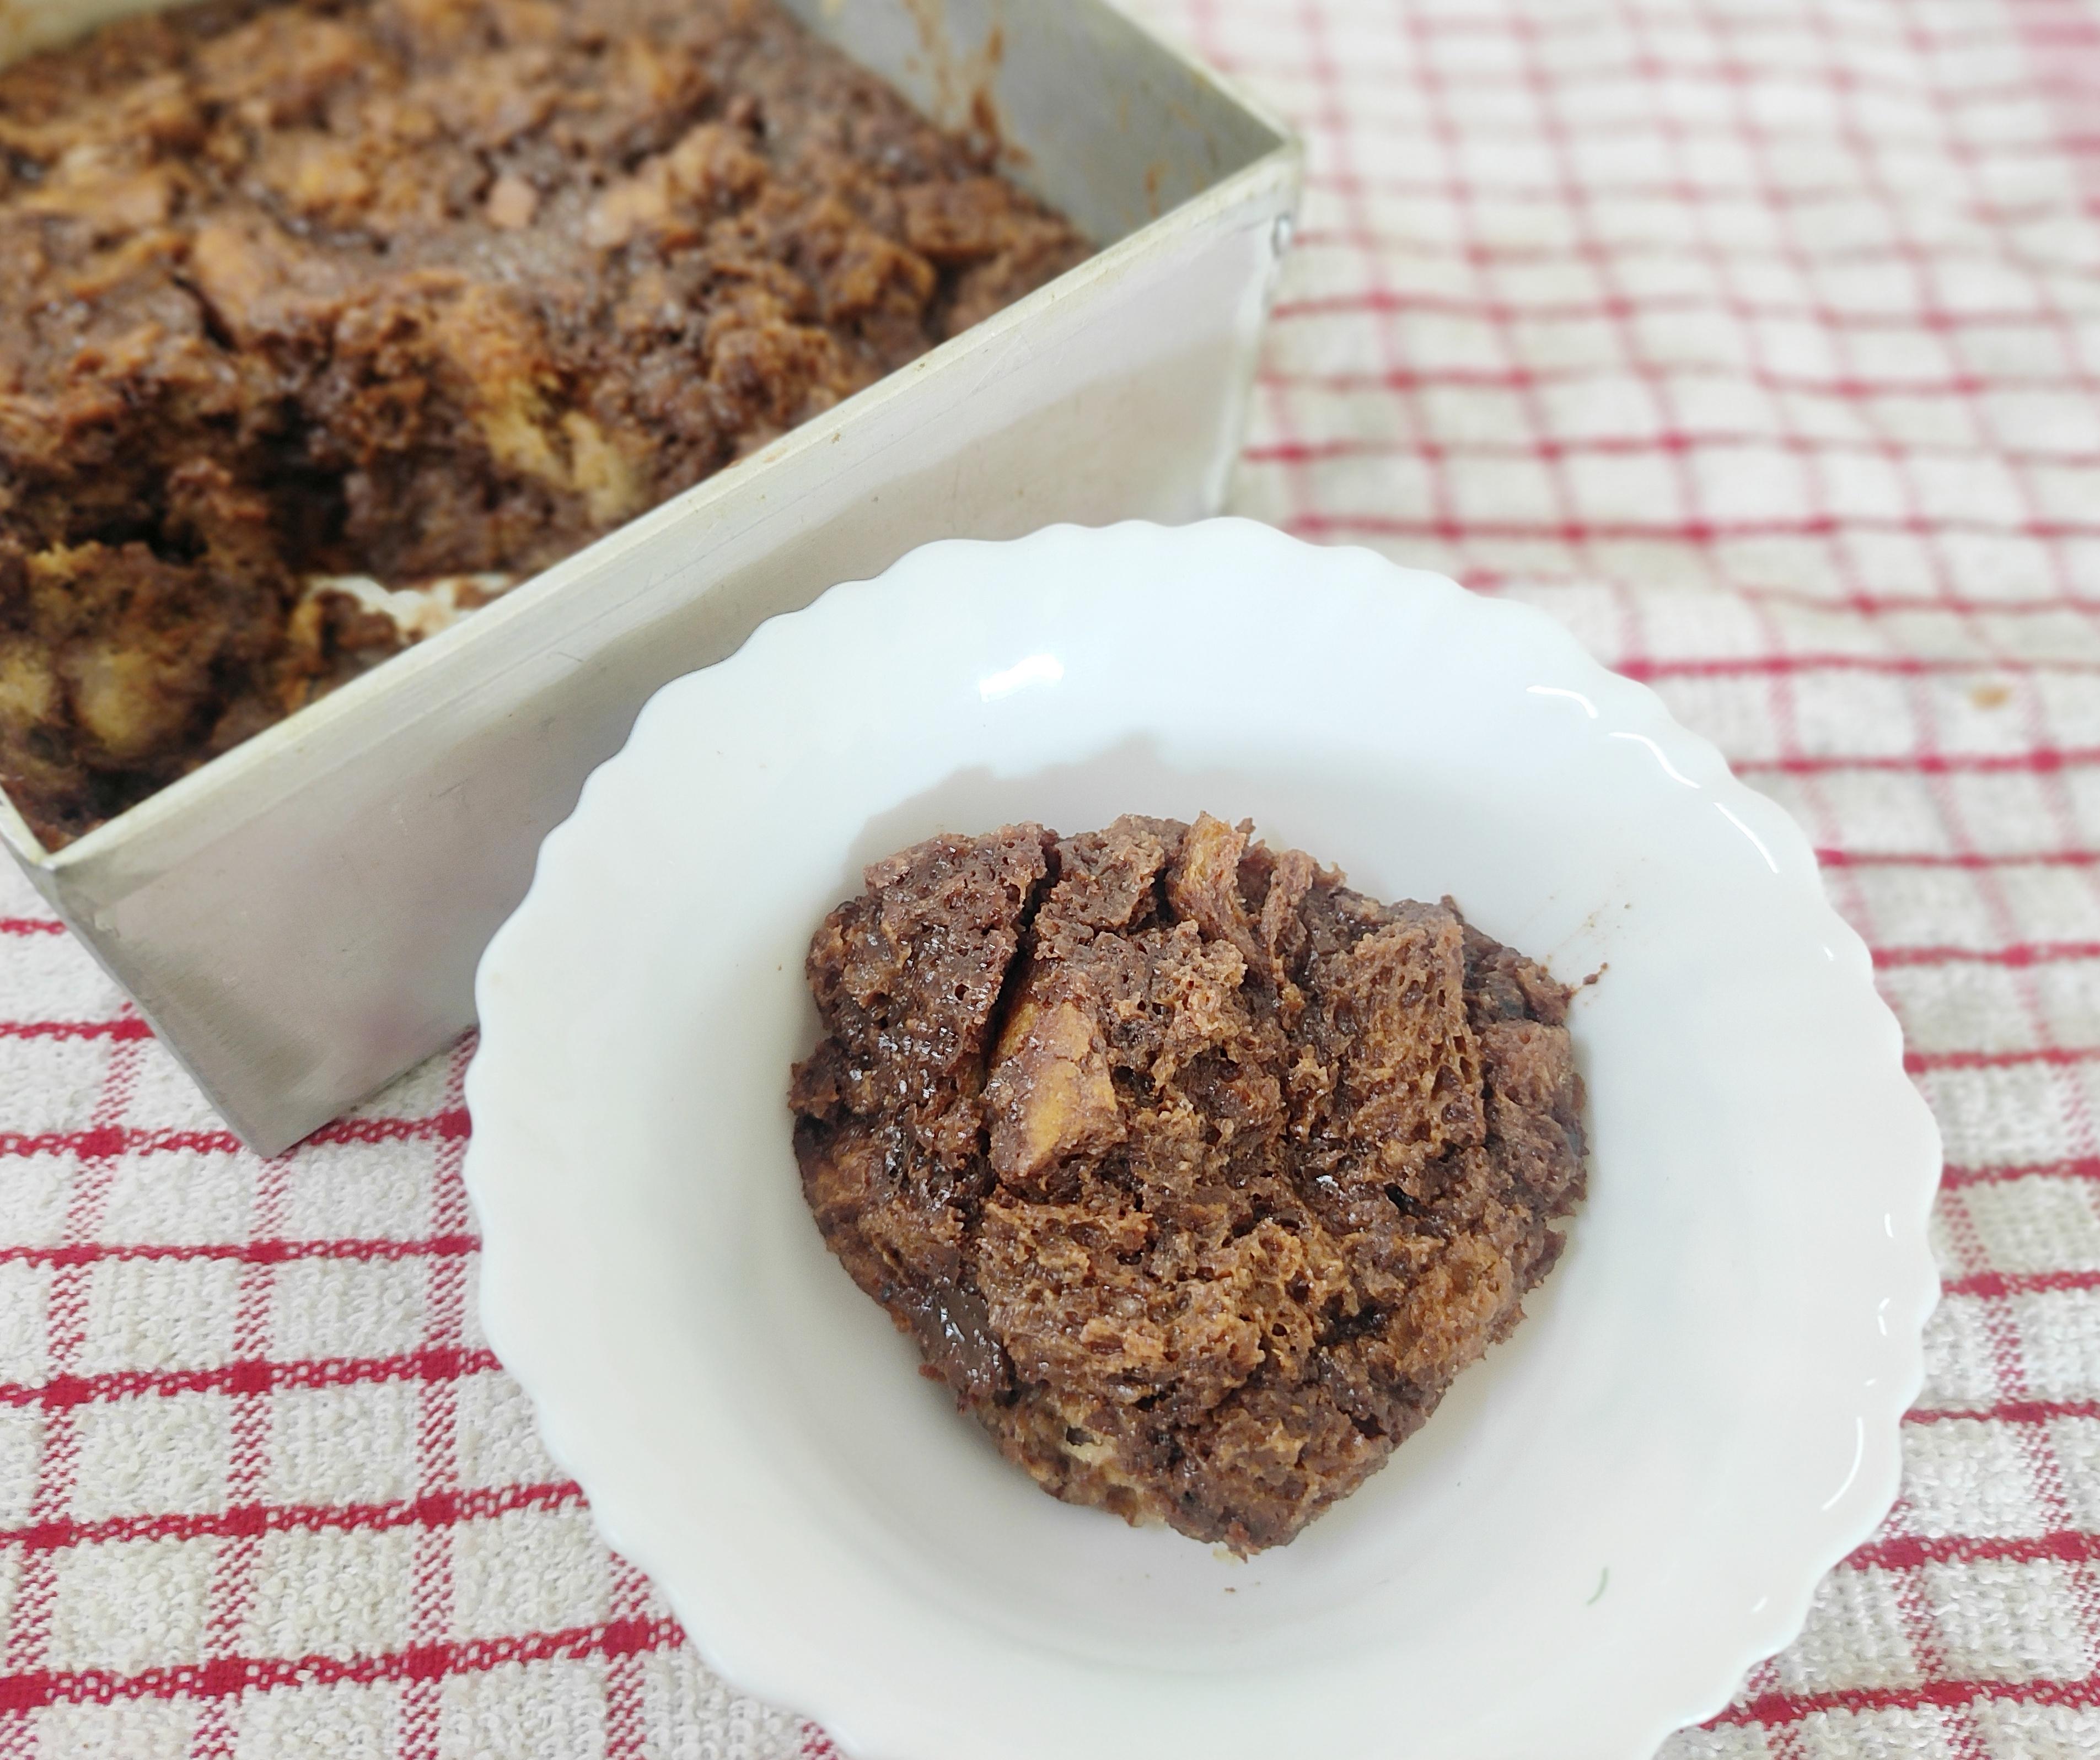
[3,0,2098,1753]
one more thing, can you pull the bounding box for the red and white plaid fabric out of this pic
[3,0,2098,1752]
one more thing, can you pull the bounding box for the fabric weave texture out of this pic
[3,0,2098,1753]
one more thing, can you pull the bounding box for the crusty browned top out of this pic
[790,814,1587,1553]
[0,0,1088,843]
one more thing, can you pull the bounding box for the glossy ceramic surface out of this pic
[464,520,1941,1760]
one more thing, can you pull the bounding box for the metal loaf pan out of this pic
[0,0,1302,1153]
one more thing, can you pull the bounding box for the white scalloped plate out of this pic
[464,519,1940,1760]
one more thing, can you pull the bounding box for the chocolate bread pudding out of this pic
[789,814,1588,1553]
[0,0,1089,846]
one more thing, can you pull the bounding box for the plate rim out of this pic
[464,516,1943,1759]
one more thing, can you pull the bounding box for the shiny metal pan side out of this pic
[1,0,1302,1152]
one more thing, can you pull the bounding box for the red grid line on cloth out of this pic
[1661,590,2099,618]
[0,1109,465,1150]
[1624,656,2100,679]
[1884,938,2100,964]
[398,1038,474,1760]
[1942,1157,2100,1187]
[1816,848,2100,868]
[1237,0,2047,45]
[0,1020,154,1043]
[0,1236,482,1268]
[0,1350,507,1410]
[1738,747,2100,768]
[1907,1040,2100,1068]
[0,1482,585,1554]
[0,1619,686,1714]
[187,1156,291,1760]
[1267,290,2100,337]
[1293,209,2099,257]
[1234,53,2097,111]
[1713,1677,2100,1727]
[0,1022,142,1760]
[0,1109,466,1161]
[1945,1270,2100,1296]
[603,1556,654,1760]
[1852,1533,2100,1570]
[1254,432,2100,483]
[1265,362,2100,401]
[1915,1401,2100,1426]
[1289,182,2088,217]
[1229,2,2043,43]
[1295,512,2100,547]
